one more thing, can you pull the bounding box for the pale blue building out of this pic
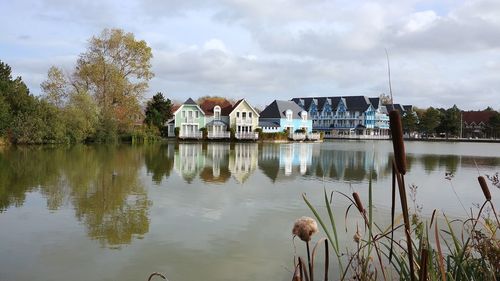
[259,100,313,134]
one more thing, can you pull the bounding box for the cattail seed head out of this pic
[353,192,365,214]
[389,110,406,175]
[292,216,318,242]
[478,176,491,201]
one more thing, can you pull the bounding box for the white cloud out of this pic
[1,0,499,110]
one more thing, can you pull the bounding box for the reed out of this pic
[294,111,499,281]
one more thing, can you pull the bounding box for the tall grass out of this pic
[292,110,499,281]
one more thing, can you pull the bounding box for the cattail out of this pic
[353,192,365,214]
[419,248,429,281]
[292,216,318,242]
[478,176,491,201]
[389,110,406,175]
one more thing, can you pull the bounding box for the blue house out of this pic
[259,100,313,138]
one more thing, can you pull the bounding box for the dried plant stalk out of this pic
[389,110,406,175]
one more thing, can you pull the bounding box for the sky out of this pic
[1,0,500,110]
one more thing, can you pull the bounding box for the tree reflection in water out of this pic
[0,145,151,248]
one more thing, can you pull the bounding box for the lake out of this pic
[0,141,499,281]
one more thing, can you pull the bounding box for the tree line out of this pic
[1,28,499,144]
[0,28,173,144]
[401,106,500,139]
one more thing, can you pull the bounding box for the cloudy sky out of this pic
[2,0,499,110]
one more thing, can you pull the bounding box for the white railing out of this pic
[235,132,259,140]
[236,118,253,125]
[207,131,230,139]
[307,133,321,141]
[179,131,202,139]
[290,133,306,141]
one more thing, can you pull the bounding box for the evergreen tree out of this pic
[144,92,172,134]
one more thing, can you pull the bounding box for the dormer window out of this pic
[301,111,308,121]
[214,106,221,120]
[286,110,293,121]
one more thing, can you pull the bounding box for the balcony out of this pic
[179,131,202,139]
[236,118,253,125]
[235,132,259,140]
[183,117,197,123]
[207,131,230,139]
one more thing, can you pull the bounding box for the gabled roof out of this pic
[369,98,380,110]
[229,99,260,116]
[462,111,496,124]
[260,100,306,119]
[184,98,197,105]
[293,96,375,112]
[343,96,371,112]
[199,99,233,116]
[173,97,205,115]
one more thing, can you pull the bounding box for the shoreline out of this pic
[325,136,500,143]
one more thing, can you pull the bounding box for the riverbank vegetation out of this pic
[402,106,500,139]
[0,28,163,144]
[293,111,499,280]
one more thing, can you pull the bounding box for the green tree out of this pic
[402,109,418,135]
[489,112,500,139]
[64,91,99,143]
[74,28,154,134]
[437,105,461,138]
[144,92,172,133]
[41,66,68,108]
[419,107,442,137]
[0,95,10,137]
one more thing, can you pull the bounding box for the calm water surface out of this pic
[0,141,499,281]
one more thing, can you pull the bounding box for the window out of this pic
[249,112,252,118]
[182,111,186,118]
[301,111,307,121]
[214,106,221,120]
[237,112,240,118]
[242,112,246,118]
[188,111,193,118]
[195,111,199,118]
[286,110,292,121]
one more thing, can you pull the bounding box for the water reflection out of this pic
[0,142,498,249]
[0,145,151,248]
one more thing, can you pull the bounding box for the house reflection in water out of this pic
[279,143,313,175]
[229,143,258,183]
[172,142,397,184]
[200,143,231,183]
[174,143,205,183]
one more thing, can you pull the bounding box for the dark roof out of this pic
[344,96,371,112]
[462,111,496,124]
[260,100,306,119]
[184,98,197,105]
[292,96,371,112]
[199,99,233,116]
[369,98,380,109]
[259,121,280,128]
[385,104,405,112]
[403,105,413,112]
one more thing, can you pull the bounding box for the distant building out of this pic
[199,98,232,139]
[291,96,412,137]
[462,111,496,138]
[173,98,206,139]
[259,100,313,134]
